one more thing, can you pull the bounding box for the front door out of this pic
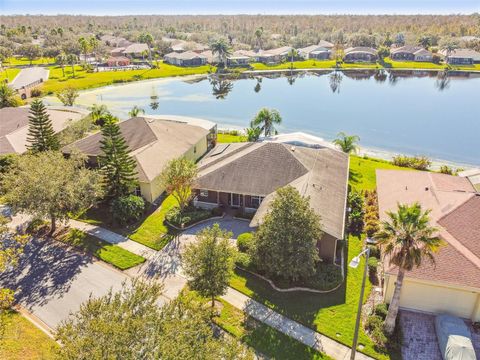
[230,193,242,208]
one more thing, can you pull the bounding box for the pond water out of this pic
[54,70,480,166]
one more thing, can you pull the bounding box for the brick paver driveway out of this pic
[400,310,480,360]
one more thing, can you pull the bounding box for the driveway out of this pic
[399,310,480,360]
[0,238,128,330]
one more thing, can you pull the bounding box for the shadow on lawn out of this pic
[0,237,90,309]
[236,267,347,329]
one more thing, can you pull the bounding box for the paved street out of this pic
[0,238,129,330]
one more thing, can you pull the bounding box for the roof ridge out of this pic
[198,142,256,172]
[438,227,480,270]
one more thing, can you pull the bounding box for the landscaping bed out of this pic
[165,205,223,228]
[58,228,145,270]
[0,310,58,359]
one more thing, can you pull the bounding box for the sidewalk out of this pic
[221,287,373,360]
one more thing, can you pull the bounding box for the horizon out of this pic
[1,0,479,16]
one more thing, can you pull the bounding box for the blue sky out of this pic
[1,0,479,15]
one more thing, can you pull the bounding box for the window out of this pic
[200,190,209,198]
[134,187,142,197]
[251,195,264,208]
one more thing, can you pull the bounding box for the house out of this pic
[458,168,480,192]
[256,46,293,64]
[376,170,480,322]
[193,142,349,262]
[163,51,207,66]
[343,47,377,63]
[101,35,131,48]
[122,43,149,58]
[110,47,126,57]
[439,48,480,65]
[63,116,217,203]
[298,41,334,60]
[390,45,433,62]
[0,107,85,155]
[106,56,130,67]
[199,50,251,66]
[169,40,209,53]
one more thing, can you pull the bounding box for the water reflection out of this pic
[436,71,450,91]
[329,71,343,93]
[209,77,234,100]
[374,70,388,82]
[254,78,262,93]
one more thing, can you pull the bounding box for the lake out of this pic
[52,70,480,166]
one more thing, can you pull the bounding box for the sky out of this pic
[1,0,479,15]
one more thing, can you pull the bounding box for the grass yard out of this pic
[128,195,179,250]
[1,68,21,82]
[0,310,58,359]
[382,58,446,69]
[215,299,332,360]
[5,57,56,66]
[41,62,214,93]
[229,235,396,360]
[349,155,409,191]
[59,228,145,270]
[217,133,248,143]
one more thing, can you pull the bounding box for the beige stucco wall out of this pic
[384,274,480,321]
[140,136,208,203]
[318,233,337,263]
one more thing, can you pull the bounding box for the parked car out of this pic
[435,314,477,360]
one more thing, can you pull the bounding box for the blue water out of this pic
[71,71,480,166]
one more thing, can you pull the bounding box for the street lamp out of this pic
[348,247,370,360]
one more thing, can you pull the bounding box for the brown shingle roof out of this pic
[376,170,480,289]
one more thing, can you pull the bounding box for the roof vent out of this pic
[147,118,155,123]
[291,146,296,152]
[425,187,429,191]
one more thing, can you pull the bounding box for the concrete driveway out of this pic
[0,238,129,330]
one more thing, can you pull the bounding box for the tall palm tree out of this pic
[0,83,21,108]
[375,203,442,335]
[251,108,282,137]
[56,52,68,77]
[129,105,145,117]
[287,48,298,69]
[210,38,232,68]
[333,132,360,153]
[89,104,109,126]
[89,36,99,69]
[138,33,154,65]
[78,37,90,64]
[441,41,458,61]
[254,27,264,50]
[66,54,78,77]
[417,35,431,49]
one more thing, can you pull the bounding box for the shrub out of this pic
[165,206,213,227]
[235,252,252,269]
[374,303,388,320]
[26,218,48,234]
[236,232,254,253]
[368,257,378,273]
[371,326,388,350]
[367,245,381,259]
[364,221,380,238]
[211,207,223,217]
[439,165,454,175]
[110,195,145,224]
[365,314,383,332]
[392,155,431,170]
[30,87,42,97]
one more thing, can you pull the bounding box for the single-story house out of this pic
[164,51,208,66]
[101,35,131,48]
[63,116,217,203]
[390,45,433,62]
[256,46,293,64]
[169,40,209,53]
[122,43,150,57]
[110,47,126,57]
[439,49,480,65]
[193,141,349,262]
[106,56,130,67]
[376,170,480,322]
[343,47,377,63]
[298,40,334,60]
[200,50,251,66]
[0,107,85,155]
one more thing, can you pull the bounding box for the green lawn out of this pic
[42,62,214,93]
[0,311,58,359]
[217,133,248,143]
[215,299,332,360]
[229,234,395,360]
[59,228,145,270]
[0,68,21,82]
[128,195,179,250]
[349,155,409,191]
[382,57,446,69]
[5,57,56,66]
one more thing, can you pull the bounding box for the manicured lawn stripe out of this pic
[5,57,56,66]
[59,229,145,270]
[129,194,179,250]
[215,299,332,360]
[217,133,248,143]
[1,68,21,82]
[0,310,58,359]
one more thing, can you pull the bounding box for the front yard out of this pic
[0,311,58,359]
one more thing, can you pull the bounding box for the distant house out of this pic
[193,142,349,262]
[390,45,433,62]
[110,47,126,57]
[343,47,377,63]
[106,56,130,67]
[101,35,131,48]
[169,40,209,53]
[200,50,251,66]
[256,46,293,64]
[63,116,217,203]
[0,107,84,155]
[439,48,480,65]
[298,41,334,60]
[164,51,207,66]
[122,43,149,58]
[376,170,480,322]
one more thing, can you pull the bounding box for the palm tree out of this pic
[78,37,90,63]
[287,48,298,69]
[129,105,145,117]
[56,52,68,77]
[254,27,264,50]
[138,33,154,65]
[245,126,262,142]
[375,203,442,335]
[0,83,21,108]
[89,104,109,126]
[89,36,99,69]
[251,108,282,137]
[333,132,360,153]
[210,38,232,68]
[66,54,78,77]
[441,41,458,61]
[417,35,431,49]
